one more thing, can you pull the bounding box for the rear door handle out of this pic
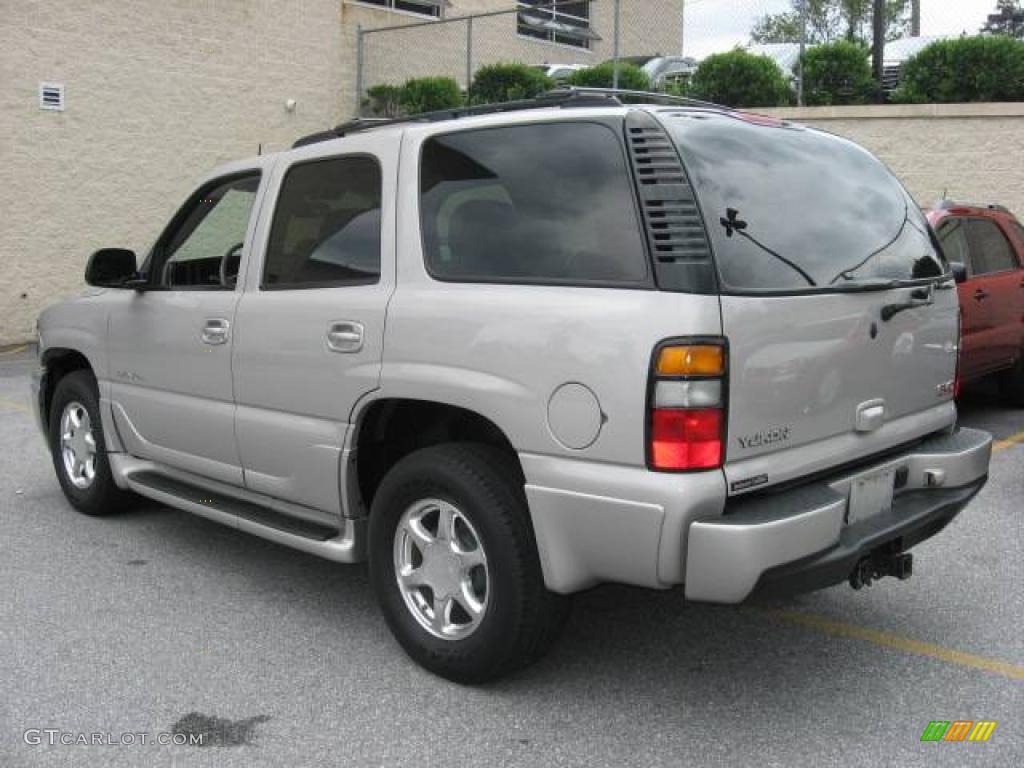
[973,289,990,301]
[327,321,364,353]
[201,318,230,345]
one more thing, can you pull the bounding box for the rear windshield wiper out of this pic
[719,208,817,287]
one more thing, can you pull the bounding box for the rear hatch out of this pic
[660,110,959,494]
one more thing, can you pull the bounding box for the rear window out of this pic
[419,122,649,285]
[663,113,946,293]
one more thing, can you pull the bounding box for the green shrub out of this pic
[399,76,463,114]
[801,41,877,105]
[893,36,1024,103]
[363,84,404,117]
[471,63,553,104]
[688,50,792,108]
[567,62,651,91]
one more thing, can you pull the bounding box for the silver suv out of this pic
[31,90,992,682]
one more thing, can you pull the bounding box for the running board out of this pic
[122,469,365,563]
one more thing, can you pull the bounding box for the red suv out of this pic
[927,201,1024,404]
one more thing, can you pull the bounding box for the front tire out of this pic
[48,370,133,516]
[368,443,567,683]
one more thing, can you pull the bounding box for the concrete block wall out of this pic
[760,104,1024,218]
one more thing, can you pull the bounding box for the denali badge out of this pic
[738,427,791,449]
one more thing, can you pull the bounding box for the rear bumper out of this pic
[684,427,992,603]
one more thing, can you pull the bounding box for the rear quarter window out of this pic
[419,122,649,286]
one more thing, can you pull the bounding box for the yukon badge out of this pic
[738,426,791,450]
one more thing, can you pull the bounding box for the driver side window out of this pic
[158,174,260,289]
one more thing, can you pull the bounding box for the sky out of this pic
[682,0,999,58]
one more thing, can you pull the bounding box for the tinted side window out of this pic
[937,218,969,265]
[966,219,1016,275]
[263,156,381,289]
[420,122,648,285]
[160,174,260,289]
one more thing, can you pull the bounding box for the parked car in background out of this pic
[928,201,1024,404]
[533,63,586,83]
[603,55,698,89]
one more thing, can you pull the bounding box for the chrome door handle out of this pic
[327,321,364,353]
[201,318,230,345]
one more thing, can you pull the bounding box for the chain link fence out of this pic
[354,1,687,114]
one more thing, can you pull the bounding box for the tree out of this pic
[566,62,650,91]
[801,41,877,104]
[981,1,1024,38]
[688,50,792,108]
[751,0,910,45]
[893,35,1024,103]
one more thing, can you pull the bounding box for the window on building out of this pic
[419,122,648,285]
[517,1,594,49]
[263,156,382,289]
[355,0,443,18]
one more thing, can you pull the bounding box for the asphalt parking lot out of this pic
[1,344,1021,768]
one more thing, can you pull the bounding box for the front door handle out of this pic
[327,321,364,353]
[973,288,990,301]
[201,318,230,345]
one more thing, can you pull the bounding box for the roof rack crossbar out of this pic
[291,87,731,148]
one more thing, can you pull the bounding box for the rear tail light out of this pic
[648,340,727,471]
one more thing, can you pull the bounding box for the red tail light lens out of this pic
[651,408,722,470]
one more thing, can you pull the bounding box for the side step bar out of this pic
[121,468,365,563]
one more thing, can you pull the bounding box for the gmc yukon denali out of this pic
[31,90,993,682]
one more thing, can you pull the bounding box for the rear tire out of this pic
[368,443,568,683]
[48,370,134,516]
[998,355,1024,407]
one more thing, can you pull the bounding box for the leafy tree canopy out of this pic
[981,0,1024,38]
[751,0,911,45]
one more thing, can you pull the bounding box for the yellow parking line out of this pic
[0,398,30,414]
[767,608,1024,681]
[993,430,1024,452]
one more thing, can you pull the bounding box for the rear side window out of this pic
[664,113,945,293]
[263,155,381,289]
[966,219,1017,275]
[419,122,648,285]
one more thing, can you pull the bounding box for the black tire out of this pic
[998,355,1024,407]
[368,443,568,683]
[48,370,133,516]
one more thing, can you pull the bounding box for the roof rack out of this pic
[935,199,1010,214]
[291,87,730,148]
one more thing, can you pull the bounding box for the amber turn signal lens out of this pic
[656,345,724,377]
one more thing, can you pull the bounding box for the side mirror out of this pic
[950,262,968,284]
[85,248,139,288]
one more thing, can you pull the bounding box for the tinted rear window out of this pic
[419,122,648,285]
[664,113,945,293]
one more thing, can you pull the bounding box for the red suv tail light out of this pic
[648,340,727,471]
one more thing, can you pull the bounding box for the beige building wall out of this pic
[0,0,350,345]
[760,103,1024,218]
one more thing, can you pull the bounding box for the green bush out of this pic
[801,41,877,105]
[400,76,463,115]
[363,84,404,117]
[471,63,552,104]
[688,50,792,108]
[567,62,651,91]
[893,36,1024,103]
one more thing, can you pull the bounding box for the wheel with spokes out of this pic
[48,370,133,516]
[369,443,568,683]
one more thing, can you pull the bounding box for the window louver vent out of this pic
[625,111,716,293]
[39,82,64,111]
